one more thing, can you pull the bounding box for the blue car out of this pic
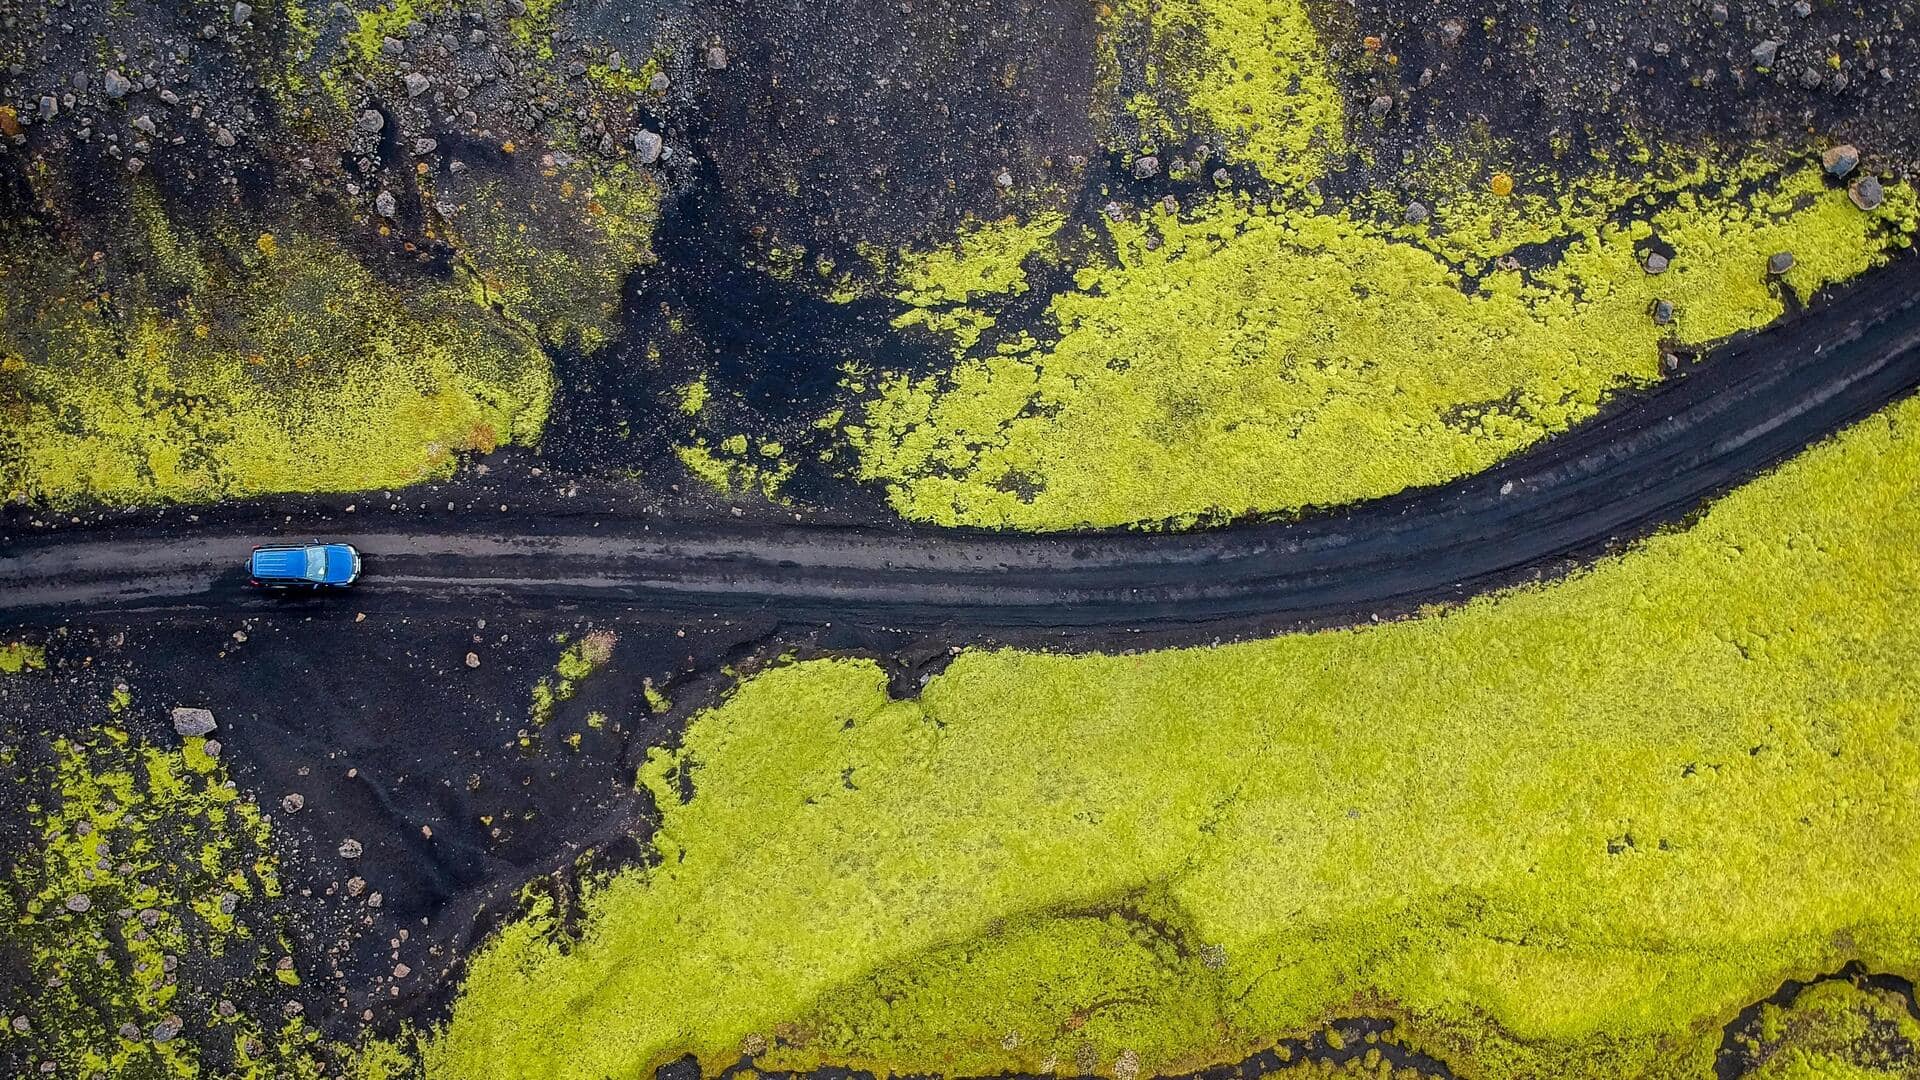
[249,543,362,588]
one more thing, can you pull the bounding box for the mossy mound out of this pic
[0,204,550,507]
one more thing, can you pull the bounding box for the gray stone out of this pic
[412,136,438,155]
[150,1018,181,1044]
[1438,18,1464,46]
[103,69,133,98]
[374,190,397,218]
[170,707,216,737]
[158,88,179,106]
[1751,40,1780,67]
[356,108,384,133]
[38,95,57,120]
[631,128,662,163]
[1643,251,1669,275]
[705,44,728,70]
[231,2,251,26]
[1768,251,1796,275]
[213,126,235,147]
[1404,201,1430,225]
[125,157,144,174]
[1651,298,1675,325]
[339,838,364,859]
[381,36,404,57]
[281,792,305,813]
[1132,155,1158,179]
[119,1023,140,1041]
[1799,66,1823,89]
[201,739,221,759]
[1792,0,1811,15]
[649,71,670,92]
[403,71,430,97]
[1369,94,1394,118]
[1849,176,1884,211]
[71,72,88,91]
[1822,144,1859,178]
[1709,4,1728,25]
[65,894,91,913]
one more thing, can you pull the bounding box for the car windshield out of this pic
[303,546,326,581]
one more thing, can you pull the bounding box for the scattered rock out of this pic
[1404,201,1430,225]
[201,739,222,759]
[381,36,405,57]
[103,70,133,99]
[356,109,384,133]
[339,838,364,859]
[126,157,145,174]
[705,44,728,70]
[1822,144,1860,178]
[1438,18,1465,46]
[1792,0,1812,15]
[118,1023,140,1041]
[65,893,92,913]
[1751,40,1781,67]
[1709,3,1729,25]
[150,1018,181,1044]
[1798,67,1824,89]
[347,876,366,896]
[38,96,58,120]
[403,72,431,97]
[1651,298,1675,325]
[392,962,412,978]
[280,792,305,813]
[10,1016,28,1034]
[131,114,157,136]
[412,137,438,155]
[216,1000,236,1018]
[994,167,1014,189]
[213,126,236,148]
[1131,155,1158,179]
[1850,176,1885,211]
[158,88,180,106]
[1643,251,1669,275]
[649,71,670,92]
[170,707,216,737]
[632,129,662,164]
[138,908,162,926]
[218,891,238,915]
[464,652,481,668]
[231,2,252,26]
[1369,93,1394,118]
[374,190,397,218]
[1768,251,1796,275]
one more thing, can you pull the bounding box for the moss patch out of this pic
[0,216,551,507]
[434,381,1920,1078]
[1738,980,1920,1080]
[847,166,1916,529]
[0,721,320,1076]
[1,641,48,674]
[1114,0,1344,187]
[441,160,662,353]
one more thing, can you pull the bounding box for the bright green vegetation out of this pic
[434,391,1920,1078]
[848,167,1917,529]
[889,214,1066,355]
[1116,0,1343,186]
[1738,981,1920,1080]
[1,717,321,1077]
[1,640,47,674]
[0,208,551,507]
[442,162,662,352]
[530,629,617,726]
[674,439,795,502]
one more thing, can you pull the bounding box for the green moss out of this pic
[530,630,616,725]
[1121,0,1344,187]
[1,640,47,674]
[0,216,551,507]
[433,392,1920,1079]
[848,167,1916,529]
[4,726,318,1076]
[1739,981,1920,1079]
[445,162,661,352]
[675,440,796,502]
